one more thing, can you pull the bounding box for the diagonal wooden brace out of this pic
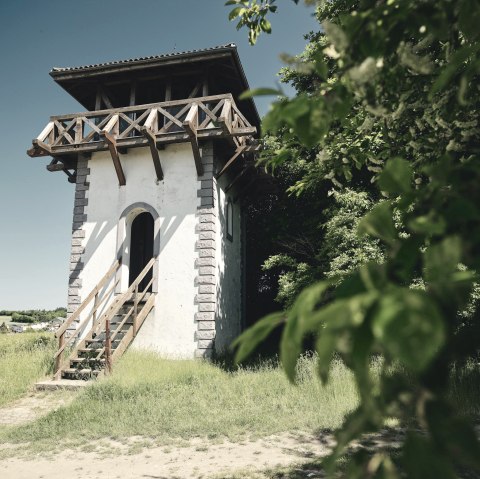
[100,131,126,186]
[140,126,164,181]
[216,145,246,180]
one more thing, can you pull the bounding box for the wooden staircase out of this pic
[54,257,156,380]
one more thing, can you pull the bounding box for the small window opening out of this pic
[226,198,233,242]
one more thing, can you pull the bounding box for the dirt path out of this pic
[0,432,332,479]
[0,391,75,427]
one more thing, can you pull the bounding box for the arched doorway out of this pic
[129,212,154,291]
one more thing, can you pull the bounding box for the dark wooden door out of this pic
[129,212,154,292]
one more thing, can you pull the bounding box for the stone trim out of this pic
[67,155,90,315]
[194,142,217,358]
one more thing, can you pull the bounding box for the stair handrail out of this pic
[54,256,156,379]
[54,258,121,376]
[89,256,157,342]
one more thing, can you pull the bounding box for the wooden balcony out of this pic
[27,94,258,183]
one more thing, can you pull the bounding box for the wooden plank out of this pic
[140,126,164,181]
[216,145,246,179]
[160,102,191,133]
[102,114,119,134]
[165,79,172,101]
[100,87,114,109]
[188,82,201,99]
[100,131,126,186]
[37,121,55,142]
[117,109,150,138]
[183,103,203,176]
[31,139,52,156]
[95,85,102,110]
[27,126,258,158]
[53,119,76,146]
[50,93,235,120]
[55,259,121,338]
[129,80,137,106]
[143,109,158,131]
[74,118,83,143]
[46,161,65,172]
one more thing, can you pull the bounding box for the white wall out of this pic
[214,182,243,353]
[79,143,199,358]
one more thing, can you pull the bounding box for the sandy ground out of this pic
[0,391,74,426]
[0,432,332,479]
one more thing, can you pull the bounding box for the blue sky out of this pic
[0,0,318,310]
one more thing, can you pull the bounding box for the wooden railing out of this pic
[53,257,157,379]
[54,259,122,376]
[29,94,256,158]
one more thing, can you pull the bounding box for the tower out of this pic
[28,44,260,378]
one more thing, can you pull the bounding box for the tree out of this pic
[228,0,480,476]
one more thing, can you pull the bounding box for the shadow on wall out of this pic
[214,187,243,355]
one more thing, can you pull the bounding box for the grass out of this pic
[0,333,56,407]
[0,351,359,449]
[0,339,479,462]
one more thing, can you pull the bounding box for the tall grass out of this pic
[1,351,359,445]
[0,333,56,407]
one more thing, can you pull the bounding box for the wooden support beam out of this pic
[216,145,246,180]
[100,87,114,109]
[140,126,164,181]
[100,131,126,186]
[225,167,250,193]
[102,114,119,134]
[165,79,172,101]
[29,139,52,157]
[183,103,203,176]
[95,85,102,110]
[217,99,235,146]
[129,80,137,106]
[47,159,65,172]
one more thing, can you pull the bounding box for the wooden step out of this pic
[71,357,105,364]
[62,368,100,376]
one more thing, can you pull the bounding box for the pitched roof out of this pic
[50,44,238,74]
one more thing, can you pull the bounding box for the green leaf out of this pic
[239,87,283,100]
[358,201,398,246]
[228,6,245,20]
[408,213,446,236]
[430,43,480,96]
[371,288,445,371]
[232,312,284,363]
[458,0,480,41]
[378,157,412,196]
[260,18,272,33]
[424,236,461,282]
[280,281,330,381]
[402,432,455,479]
[426,400,480,470]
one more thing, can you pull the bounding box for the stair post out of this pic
[133,283,139,336]
[105,319,112,375]
[54,332,65,379]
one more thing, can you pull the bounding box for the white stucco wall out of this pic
[78,143,200,358]
[214,182,243,353]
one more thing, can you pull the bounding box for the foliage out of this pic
[1,307,67,323]
[228,0,480,476]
